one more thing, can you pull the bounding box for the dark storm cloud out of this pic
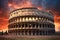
[44,0,60,11]
[31,0,60,11]
[31,0,60,21]
[0,0,8,10]
[0,0,9,18]
[30,0,42,6]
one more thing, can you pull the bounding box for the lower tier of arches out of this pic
[8,29,55,35]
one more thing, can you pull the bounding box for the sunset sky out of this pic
[0,0,60,32]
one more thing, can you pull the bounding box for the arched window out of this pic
[26,17,28,21]
[32,24,35,28]
[19,24,21,27]
[22,24,24,28]
[36,31,38,35]
[32,17,35,21]
[23,17,25,21]
[40,24,41,28]
[29,31,31,35]
[36,17,38,21]
[25,24,27,27]
[29,17,32,21]
[16,24,18,28]
[43,24,44,28]
[25,31,27,35]
[36,24,38,28]
[29,24,31,27]
[33,31,35,35]
[22,31,24,35]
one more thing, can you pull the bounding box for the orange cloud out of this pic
[8,0,33,10]
[54,22,60,31]
[0,10,2,14]
[0,12,8,32]
[54,15,60,31]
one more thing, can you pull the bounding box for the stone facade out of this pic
[8,7,55,35]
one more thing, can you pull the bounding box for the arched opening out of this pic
[25,31,27,35]
[29,31,31,35]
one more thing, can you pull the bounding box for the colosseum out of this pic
[8,7,55,35]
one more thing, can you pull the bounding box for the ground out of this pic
[0,35,60,40]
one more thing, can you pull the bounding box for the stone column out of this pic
[25,31,27,35]
[39,31,40,35]
[41,31,43,35]
[24,24,26,29]
[19,31,20,35]
[17,24,19,28]
[35,24,36,29]
[38,31,39,35]
[24,31,25,35]
[44,31,46,35]
[20,31,22,35]
[38,24,40,29]
[31,24,32,28]
[28,24,29,29]
[35,31,36,36]
[47,31,48,35]
[21,24,22,29]
[27,31,29,35]
[31,31,33,35]
[24,24,25,29]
